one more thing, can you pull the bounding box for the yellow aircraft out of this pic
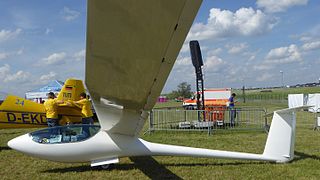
[0,78,86,129]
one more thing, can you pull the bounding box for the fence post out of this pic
[184,110,187,122]
[263,108,269,133]
[207,110,212,136]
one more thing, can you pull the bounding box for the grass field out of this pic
[1,91,320,179]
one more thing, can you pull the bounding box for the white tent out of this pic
[25,80,64,103]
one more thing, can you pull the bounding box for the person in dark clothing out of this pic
[228,93,237,127]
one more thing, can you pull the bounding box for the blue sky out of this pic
[0,0,319,96]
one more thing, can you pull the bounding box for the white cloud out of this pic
[249,55,256,61]
[180,43,189,53]
[0,48,23,61]
[0,64,10,78]
[207,48,223,56]
[4,71,30,82]
[0,29,22,42]
[0,52,8,60]
[226,43,248,54]
[187,7,276,41]
[40,71,57,83]
[0,64,30,83]
[256,0,308,13]
[42,52,67,65]
[301,41,320,51]
[204,56,226,72]
[298,25,320,42]
[253,64,273,70]
[73,49,85,61]
[299,36,312,42]
[176,56,192,66]
[61,7,80,21]
[256,73,273,82]
[265,44,302,64]
[45,28,53,35]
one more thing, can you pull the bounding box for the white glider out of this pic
[8,0,303,168]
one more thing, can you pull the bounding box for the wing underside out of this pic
[86,0,202,136]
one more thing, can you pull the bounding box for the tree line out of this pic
[165,82,193,100]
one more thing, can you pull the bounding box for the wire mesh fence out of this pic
[293,107,320,130]
[147,107,268,135]
[237,94,288,104]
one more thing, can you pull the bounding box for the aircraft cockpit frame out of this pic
[30,125,101,144]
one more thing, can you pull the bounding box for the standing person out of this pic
[72,92,94,125]
[44,92,64,127]
[228,93,237,127]
[69,92,94,136]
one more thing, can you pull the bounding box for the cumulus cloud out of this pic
[0,49,23,61]
[180,43,190,53]
[4,71,30,82]
[61,7,80,21]
[0,29,22,43]
[42,52,67,65]
[299,36,313,42]
[37,71,57,84]
[256,0,308,13]
[207,48,223,56]
[301,40,320,51]
[204,56,226,72]
[73,49,85,61]
[39,71,57,84]
[297,25,320,42]
[265,44,302,64]
[175,56,192,66]
[226,43,248,54]
[0,52,8,60]
[187,7,277,41]
[0,64,10,78]
[248,55,256,61]
[252,44,302,72]
[253,64,273,70]
[0,64,30,83]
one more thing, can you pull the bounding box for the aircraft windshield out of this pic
[30,125,100,144]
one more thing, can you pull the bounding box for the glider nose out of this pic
[8,134,31,152]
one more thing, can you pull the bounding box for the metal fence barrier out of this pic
[147,107,268,135]
[295,107,320,130]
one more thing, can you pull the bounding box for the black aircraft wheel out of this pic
[100,163,114,170]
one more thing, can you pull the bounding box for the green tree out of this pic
[167,82,193,99]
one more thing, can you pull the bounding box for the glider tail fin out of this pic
[262,106,307,163]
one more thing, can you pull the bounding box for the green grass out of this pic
[235,86,320,105]
[1,118,320,179]
[235,86,320,95]
[154,100,183,109]
[1,89,320,179]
